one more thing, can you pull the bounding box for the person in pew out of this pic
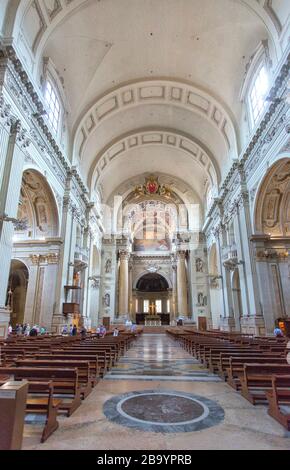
[99,325,106,338]
[16,324,23,335]
[96,326,101,338]
[80,326,87,340]
[8,323,12,335]
[113,327,119,337]
[130,323,137,335]
[274,326,284,337]
[61,324,68,335]
[29,326,38,337]
[71,324,78,336]
[25,323,31,336]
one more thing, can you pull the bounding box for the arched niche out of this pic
[136,273,169,292]
[15,169,59,240]
[92,246,101,276]
[6,259,29,326]
[255,158,290,237]
[208,243,219,276]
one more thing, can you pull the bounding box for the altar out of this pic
[135,313,170,325]
[145,315,161,326]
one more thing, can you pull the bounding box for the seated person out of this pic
[130,323,137,335]
[274,326,283,337]
[113,327,119,337]
[96,326,101,338]
[99,325,106,338]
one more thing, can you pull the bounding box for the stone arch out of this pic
[89,128,220,193]
[254,157,290,236]
[74,78,238,162]
[133,270,172,290]
[6,1,281,82]
[15,168,59,240]
[6,259,29,327]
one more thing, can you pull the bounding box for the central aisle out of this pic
[23,333,290,450]
[105,333,221,381]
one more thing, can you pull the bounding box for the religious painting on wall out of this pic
[134,238,170,252]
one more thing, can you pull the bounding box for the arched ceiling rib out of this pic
[74,78,238,164]
[8,0,284,132]
[3,0,289,206]
[89,128,220,195]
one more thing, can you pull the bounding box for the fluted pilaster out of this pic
[177,250,189,316]
[118,251,129,315]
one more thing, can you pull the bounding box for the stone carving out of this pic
[30,253,59,265]
[264,189,281,228]
[89,276,100,289]
[197,292,207,306]
[133,175,172,198]
[146,261,160,273]
[105,259,112,273]
[103,293,110,307]
[196,258,203,272]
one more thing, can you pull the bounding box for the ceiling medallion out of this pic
[134,175,171,198]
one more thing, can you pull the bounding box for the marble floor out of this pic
[22,333,290,450]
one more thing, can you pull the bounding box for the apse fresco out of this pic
[134,238,170,252]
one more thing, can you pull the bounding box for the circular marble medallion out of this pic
[103,390,224,433]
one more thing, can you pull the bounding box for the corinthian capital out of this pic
[177,250,187,260]
[119,250,130,261]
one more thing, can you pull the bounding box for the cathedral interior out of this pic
[0,0,290,452]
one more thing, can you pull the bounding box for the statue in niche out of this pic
[196,258,203,273]
[197,292,204,306]
[103,293,110,307]
[105,259,112,273]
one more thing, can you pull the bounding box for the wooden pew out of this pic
[227,357,288,390]
[266,375,290,431]
[31,354,100,384]
[0,367,82,416]
[15,359,93,399]
[239,364,290,404]
[26,381,61,442]
[213,351,284,378]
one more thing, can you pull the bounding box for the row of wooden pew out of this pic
[0,331,140,443]
[167,328,290,431]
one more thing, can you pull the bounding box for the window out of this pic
[167,299,170,313]
[249,65,269,126]
[156,300,162,313]
[44,80,60,133]
[143,300,149,313]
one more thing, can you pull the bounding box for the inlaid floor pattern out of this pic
[105,333,221,381]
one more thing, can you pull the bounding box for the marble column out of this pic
[172,262,177,317]
[0,120,29,336]
[177,250,189,316]
[118,251,129,315]
[52,188,77,332]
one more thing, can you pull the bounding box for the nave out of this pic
[22,333,290,451]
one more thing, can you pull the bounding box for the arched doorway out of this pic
[6,260,29,327]
[134,273,170,325]
[232,268,242,331]
[11,169,60,330]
